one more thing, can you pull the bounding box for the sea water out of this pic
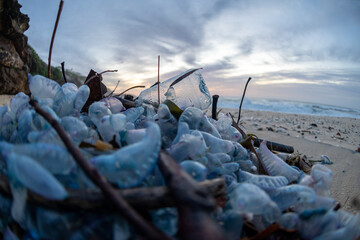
[217,97,360,119]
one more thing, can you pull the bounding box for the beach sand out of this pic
[0,95,12,107]
[1,95,359,213]
[219,109,360,213]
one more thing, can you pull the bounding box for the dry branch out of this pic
[229,112,247,139]
[229,113,267,174]
[48,0,64,78]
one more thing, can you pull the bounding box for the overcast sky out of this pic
[19,0,360,109]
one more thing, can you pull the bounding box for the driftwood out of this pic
[229,112,294,153]
[29,99,170,240]
[158,151,226,240]
[0,174,225,212]
[253,138,294,153]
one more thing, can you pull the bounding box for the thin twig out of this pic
[228,112,247,139]
[61,61,67,83]
[83,73,99,85]
[113,85,145,97]
[29,99,170,240]
[158,55,160,105]
[105,80,120,98]
[237,77,251,124]
[48,0,64,79]
[98,69,118,75]
[84,69,118,85]
[229,112,267,174]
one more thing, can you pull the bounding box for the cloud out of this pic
[19,0,360,109]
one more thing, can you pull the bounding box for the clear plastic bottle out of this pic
[137,69,212,110]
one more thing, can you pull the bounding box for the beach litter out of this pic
[0,70,359,240]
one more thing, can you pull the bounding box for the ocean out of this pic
[217,97,360,119]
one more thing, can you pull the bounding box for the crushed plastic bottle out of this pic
[137,69,212,110]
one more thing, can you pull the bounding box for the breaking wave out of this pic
[217,97,360,119]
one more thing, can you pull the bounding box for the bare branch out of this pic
[48,0,64,78]
[237,77,251,124]
[98,69,118,75]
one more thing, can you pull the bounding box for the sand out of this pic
[221,109,360,213]
[1,95,359,213]
[0,95,12,107]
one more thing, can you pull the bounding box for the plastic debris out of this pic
[137,69,212,110]
[0,73,358,240]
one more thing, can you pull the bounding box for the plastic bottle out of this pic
[137,69,212,110]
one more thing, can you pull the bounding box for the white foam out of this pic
[217,97,360,119]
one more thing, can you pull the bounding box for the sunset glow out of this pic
[19,0,360,109]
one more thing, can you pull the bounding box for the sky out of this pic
[19,0,360,109]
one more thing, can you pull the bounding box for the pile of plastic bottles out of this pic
[0,70,359,239]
